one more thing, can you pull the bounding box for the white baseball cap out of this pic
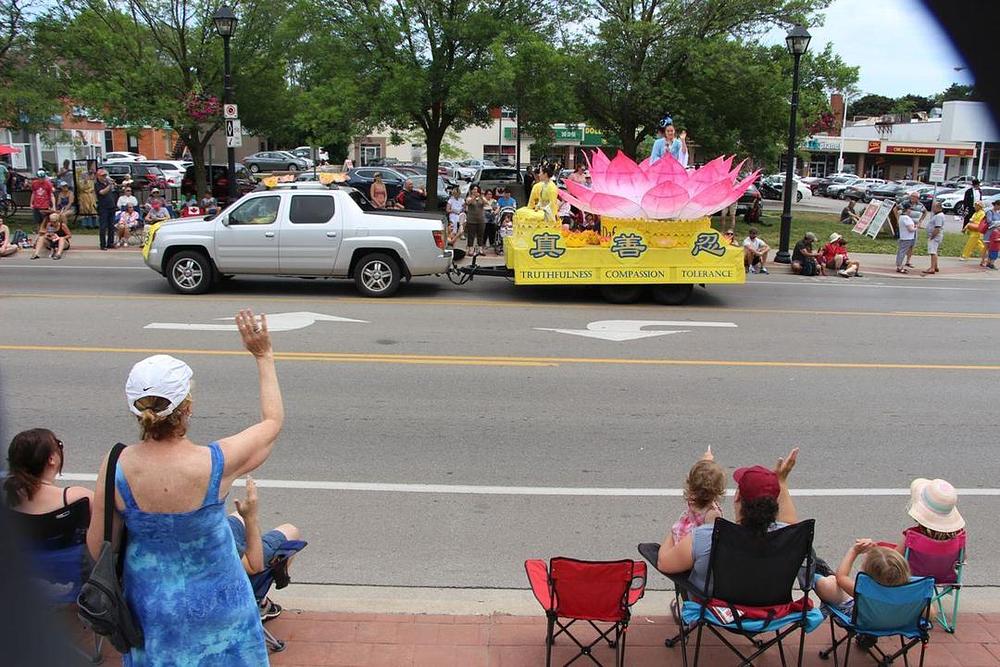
[125,355,193,417]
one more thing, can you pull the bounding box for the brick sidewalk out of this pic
[90,610,1000,665]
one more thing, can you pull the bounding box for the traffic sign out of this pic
[224,104,238,119]
[226,119,242,148]
[929,162,947,183]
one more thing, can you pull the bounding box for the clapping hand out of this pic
[701,445,715,462]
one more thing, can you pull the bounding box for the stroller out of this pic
[495,206,515,255]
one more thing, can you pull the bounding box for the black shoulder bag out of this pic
[77,443,144,652]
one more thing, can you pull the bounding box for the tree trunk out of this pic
[620,127,640,160]
[424,126,445,212]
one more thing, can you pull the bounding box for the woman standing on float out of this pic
[649,116,689,167]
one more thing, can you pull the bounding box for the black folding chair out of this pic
[637,542,695,648]
[673,519,821,667]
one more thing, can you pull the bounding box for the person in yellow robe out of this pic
[960,201,985,260]
[517,166,559,226]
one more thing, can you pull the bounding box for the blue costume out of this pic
[650,137,667,164]
[115,442,267,666]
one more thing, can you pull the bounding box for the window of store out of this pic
[104,130,114,153]
[360,144,380,166]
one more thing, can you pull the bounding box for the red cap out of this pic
[733,465,780,502]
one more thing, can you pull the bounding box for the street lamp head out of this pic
[785,24,811,56]
[212,5,238,38]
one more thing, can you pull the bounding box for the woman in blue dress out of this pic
[88,309,283,666]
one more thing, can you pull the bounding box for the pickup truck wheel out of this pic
[166,250,214,295]
[599,285,644,304]
[651,284,693,305]
[355,253,401,297]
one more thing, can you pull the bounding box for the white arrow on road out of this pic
[145,311,368,333]
[535,319,737,342]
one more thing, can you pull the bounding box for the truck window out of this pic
[228,195,280,225]
[289,195,335,224]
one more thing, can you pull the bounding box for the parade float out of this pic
[497,150,758,304]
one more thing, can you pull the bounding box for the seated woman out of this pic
[821,233,861,278]
[115,202,141,247]
[29,213,71,260]
[5,428,94,601]
[226,477,301,620]
[657,448,799,593]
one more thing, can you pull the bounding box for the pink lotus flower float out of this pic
[560,150,759,221]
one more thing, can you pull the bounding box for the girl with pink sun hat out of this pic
[904,478,965,542]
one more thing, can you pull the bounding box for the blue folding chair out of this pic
[819,572,934,667]
[248,539,307,653]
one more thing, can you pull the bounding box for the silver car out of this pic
[143,184,452,297]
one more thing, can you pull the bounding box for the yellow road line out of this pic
[0,344,996,371]
[2,291,998,319]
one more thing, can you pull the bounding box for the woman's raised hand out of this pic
[236,308,272,358]
[774,447,799,484]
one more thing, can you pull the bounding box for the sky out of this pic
[763,0,974,98]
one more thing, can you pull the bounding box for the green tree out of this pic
[0,0,62,131]
[849,93,893,118]
[313,0,553,209]
[937,83,977,103]
[566,0,831,159]
[41,0,296,195]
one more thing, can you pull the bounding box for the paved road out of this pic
[1,250,997,591]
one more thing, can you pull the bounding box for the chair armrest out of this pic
[628,561,647,606]
[524,559,553,611]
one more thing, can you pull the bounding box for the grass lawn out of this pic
[710,210,967,258]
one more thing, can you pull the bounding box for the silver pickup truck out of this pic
[143,183,452,297]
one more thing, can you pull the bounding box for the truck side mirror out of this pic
[220,215,229,226]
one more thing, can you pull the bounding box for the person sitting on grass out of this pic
[200,192,219,215]
[145,199,170,225]
[742,227,770,274]
[791,232,824,276]
[29,213,71,260]
[821,233,861,278]
[840,196,860,225]
[226,476,302,620]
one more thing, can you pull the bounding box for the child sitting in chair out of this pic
[900,478,964,546]
[665,446,725,547]
[814,540,911,615]
[228,477,302,620]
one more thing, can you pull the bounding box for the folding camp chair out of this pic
[819,572,934,666]
[525,557,646,667]
[637,542,695,649]
[903,527,965,633]
[673,519,823,667]
[248,539,307,653]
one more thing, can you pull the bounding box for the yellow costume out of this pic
[526,179,560,222]
[961,209,985,259]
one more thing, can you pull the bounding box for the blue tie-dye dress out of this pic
[115,442,268,666]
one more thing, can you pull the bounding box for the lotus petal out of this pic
[639,181,690,219]
[558,188,593,212]
[585,192,647,218]
[564,179,599,206]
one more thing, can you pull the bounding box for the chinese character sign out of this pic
[610,233,648,259]
[529,232,566,259]
[690,232,725,257]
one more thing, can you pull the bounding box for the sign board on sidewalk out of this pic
[865,199,895,239]
[852,201,880,235]
[223,104,238,119]
[929,162,947,183]
[225,119,242,148]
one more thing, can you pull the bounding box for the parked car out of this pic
[865,182,909,202]
[824,176,862,199]
[936,186,1000,215]
[394,165,427,176]
[145,160,193,188]
[292,145,329,163]
[143,183,452,297]
[455,160,484,180]
[471,167,527,205]
[103,162,167,191]
[243,151,309,173]
[758,175,810,202]
[917,186,957,212]
[843,178,889,202]
[437,160,462,180]
[408,175,452,209]
[103,151,146,163]
[344,167,409,201]
[943,175,976,188]
[180,163,257,204]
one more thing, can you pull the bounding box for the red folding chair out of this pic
[525,557,646,667]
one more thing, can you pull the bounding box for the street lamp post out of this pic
[774,24,811,264]
[212,5,238,203]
